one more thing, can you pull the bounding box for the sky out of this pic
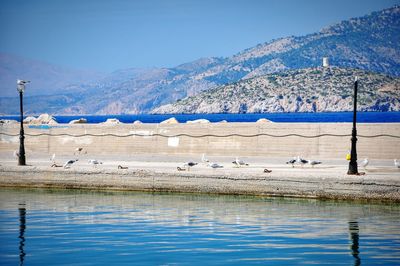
[0,0,399,72]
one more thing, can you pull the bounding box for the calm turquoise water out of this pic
[0,188,399,265]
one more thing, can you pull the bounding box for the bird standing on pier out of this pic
[208,162,223,169]
[297,156,309,167]
[63,159,78,169]
[309,160,322,168]
[395,159,400,169]
[184,161,198,171]
[13,150,20,160]
[88,159,103,167]
[232,157,249,167]
[361,158,369,169]
[201,153,209,163]
[50,153,63,167]
[286,158,297,168]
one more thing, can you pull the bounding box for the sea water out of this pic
[2,112,400,123]
[0,188,399,265]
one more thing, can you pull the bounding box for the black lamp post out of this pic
[17,79,29,166]
[347,77,359,175]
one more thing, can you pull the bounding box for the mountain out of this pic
[0,53,105,97]
[151,67,400,114]
[0,6,399,115]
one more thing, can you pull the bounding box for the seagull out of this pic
[118,165,128,169]
[88,159,102,167]
[17,79,30,85]
[201,153,210,163]
[264,168,272,173]
[13,150,20,159]
[74,147,83,155]
[49,153,62,167]
[232,157,249,167]
[297,156,309,167]
[63,159,78,169]
[208,162,223,169]
[394,159,400,169]
[286,158,297,168]
[309,160,322,168]
[361,158,369,169]
[183,161,198,171]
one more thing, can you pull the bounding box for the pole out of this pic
[18,90,26,166]
[347,78,358,175]
[18,205,26,265]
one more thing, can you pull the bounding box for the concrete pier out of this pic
[1,122,399,201]
[0,160,399,202]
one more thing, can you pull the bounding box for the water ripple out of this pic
[0,189,399,265]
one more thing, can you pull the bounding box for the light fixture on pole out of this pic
[17,79,29,166]
[347,76,359,175]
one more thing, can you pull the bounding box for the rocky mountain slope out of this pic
[152,67,400,114]
[0,5,399,115]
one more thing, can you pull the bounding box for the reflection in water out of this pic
[0,189,399,265]
[18,204,26,266]
[349,221,361,266]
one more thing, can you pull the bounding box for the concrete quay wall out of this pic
[1,122,400,159]
[1,166,399,202]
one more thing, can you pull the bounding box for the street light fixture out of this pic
[17,79,29,166]
[347,76,359,175]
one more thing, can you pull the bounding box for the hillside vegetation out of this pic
[152,67,400,114]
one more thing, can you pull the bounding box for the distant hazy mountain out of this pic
[0,53,104,97]
[152,67,400,114]
[0,5,399,115]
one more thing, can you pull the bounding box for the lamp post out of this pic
[347,77,358,175]
[17,79,29,166]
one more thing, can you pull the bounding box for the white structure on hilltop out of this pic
[322,57,329,67]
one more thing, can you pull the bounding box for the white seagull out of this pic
[63,159,78,169]
[50,153,63,167]
[297,156,309,167]
[201,153,209,163]
[286,157,297,168]
[232,157,249,168]
[183,161,198,171]
[13,150,20,159]
[88,159,103,167]
[394,159,400,169]
[309,160,322,168]
[208,162,223,169]
[361,158,369,169]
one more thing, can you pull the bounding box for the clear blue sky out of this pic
[0,0,399,72]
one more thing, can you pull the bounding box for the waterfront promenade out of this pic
[0,153,399,202]
[1,122,399,201]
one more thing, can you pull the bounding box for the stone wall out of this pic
[1,123,399,159]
